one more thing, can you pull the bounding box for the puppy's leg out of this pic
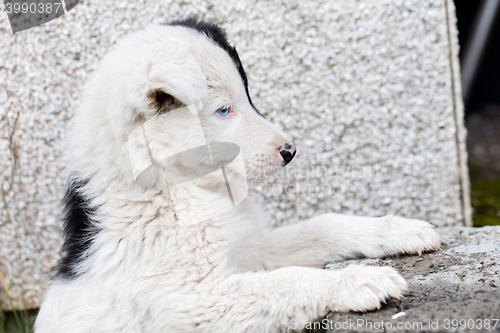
[203,265,408,332]
[261,214,440,269]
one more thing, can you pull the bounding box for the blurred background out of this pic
[454,0,500,226]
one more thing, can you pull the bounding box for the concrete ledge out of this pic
[321,226,500,332]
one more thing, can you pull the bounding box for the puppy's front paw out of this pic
[385,216,441,255]
[331,265,408,312]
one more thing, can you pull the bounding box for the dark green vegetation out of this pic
[0,309,37,333]
[465,107,500,227]
[470,178,500,227]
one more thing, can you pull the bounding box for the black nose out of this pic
[279,144,296,166]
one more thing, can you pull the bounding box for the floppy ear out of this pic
[145,54,207,113]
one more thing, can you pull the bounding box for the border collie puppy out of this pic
[35,18,440,333]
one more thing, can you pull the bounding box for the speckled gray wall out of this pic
[0,0,469,309]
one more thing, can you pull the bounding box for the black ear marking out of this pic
[149,90,185,114]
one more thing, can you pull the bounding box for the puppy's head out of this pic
[78,18,295,183]
[166,18,297,178]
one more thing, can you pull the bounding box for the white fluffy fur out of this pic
[35,24,440,333]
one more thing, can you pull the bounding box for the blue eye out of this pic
[216,106,230,117]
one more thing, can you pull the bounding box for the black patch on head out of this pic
[168,17,264,117]
[56,178,100,279]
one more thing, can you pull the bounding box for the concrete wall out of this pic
[0,0,470,309]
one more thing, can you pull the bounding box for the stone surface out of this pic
[321,226,500,333]
[0,0,469,309]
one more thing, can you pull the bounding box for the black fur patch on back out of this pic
[56,178,100,279]
[168,17,264,117]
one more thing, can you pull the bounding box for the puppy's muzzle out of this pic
[279,143,296,166]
